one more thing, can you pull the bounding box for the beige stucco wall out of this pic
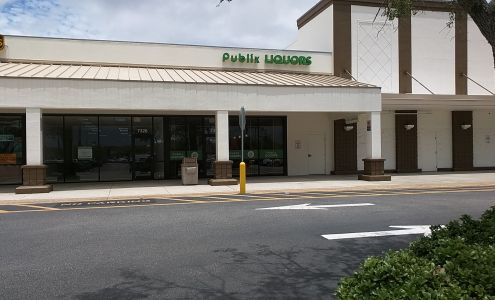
[1,35,333,74]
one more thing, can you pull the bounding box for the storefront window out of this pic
[43,116,64,183]
[64,116,99,182]
[203,117,216,177]
[153,117,165,180]
[259,118,285,175]
[229,117,259,176]
[41,114,216,183]
[99,116,132,181]
[229,116,286,176]
[169,117,187,162]
[133,117,153,180]
[166,116,215,178]
[0,115,24,184]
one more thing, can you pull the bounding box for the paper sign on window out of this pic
[77,147,93,160]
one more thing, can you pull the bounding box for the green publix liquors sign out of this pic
[222,52,312,66]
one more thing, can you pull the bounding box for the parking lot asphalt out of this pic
[1,186,494,299]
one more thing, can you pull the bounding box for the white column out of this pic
[26,108,43,165]
[215,110,230,161]
[369,111,382,159]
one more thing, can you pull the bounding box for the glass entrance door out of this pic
[133,117,153,180]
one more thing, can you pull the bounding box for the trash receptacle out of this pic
[181,157,198,185]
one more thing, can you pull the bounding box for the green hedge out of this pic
[336,206,495,300]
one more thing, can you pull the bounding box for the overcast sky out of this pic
[0,0,320,49]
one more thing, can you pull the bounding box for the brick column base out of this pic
[358,159,391,181]
[15,165,53,194]
[208,161,238,186]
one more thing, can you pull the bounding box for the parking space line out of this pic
[203,196,246,202]
[238,194,291,200]
[162,198,204,203]
[303,192,339,196]
[296,193,383,199]
[15,204,60,211]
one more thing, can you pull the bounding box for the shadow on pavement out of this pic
[73,237,413,299]
[73,268,241,300]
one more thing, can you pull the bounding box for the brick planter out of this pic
[209,161,238,186]
[15,165,53,194]
[358,158,391,181]
[213,161,233,179]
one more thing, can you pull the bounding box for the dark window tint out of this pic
[229,116,286,176]
[0,115,24,184]
[99,116,132,181]
[0,116,24,164]
[165,116,215,178]
[64,116,99,182]
[43,116,64,183]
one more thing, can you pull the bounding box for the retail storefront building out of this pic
[0,0,494,193]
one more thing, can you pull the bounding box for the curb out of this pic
[1,182,495,206]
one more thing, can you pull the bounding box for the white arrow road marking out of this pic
[322,225,432,240]
[256,203,375,210]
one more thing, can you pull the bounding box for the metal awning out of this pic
[0,61,375,88]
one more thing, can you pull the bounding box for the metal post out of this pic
[240,162,246,194]
[239,107,246,194]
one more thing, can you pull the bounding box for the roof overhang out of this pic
[0,61,373,88]
[382,93,495,110]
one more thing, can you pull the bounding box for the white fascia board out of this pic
[0,78,381,113]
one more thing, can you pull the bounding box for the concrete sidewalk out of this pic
[1,171,495,205]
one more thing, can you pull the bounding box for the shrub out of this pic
[336,206,495,300]
[411,207,495,258]
[337,250,465,300]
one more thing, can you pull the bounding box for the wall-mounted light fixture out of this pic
[344,124,354,132]
[460,124,472,130]
[404,124,415,131]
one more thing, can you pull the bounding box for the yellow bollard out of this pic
[239,162,246,194]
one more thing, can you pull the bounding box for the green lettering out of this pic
[265,55,273,64]
[225,52,310,66]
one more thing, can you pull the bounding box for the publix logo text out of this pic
[222,53,312,66]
